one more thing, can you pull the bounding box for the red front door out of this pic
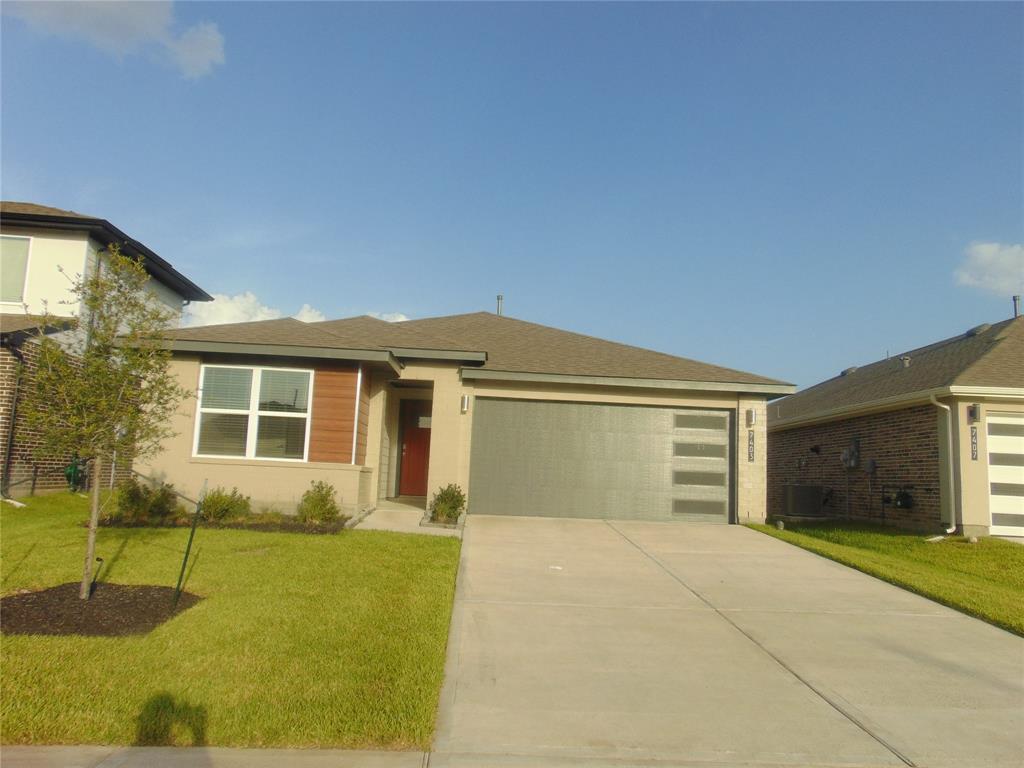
[398,400,431,496]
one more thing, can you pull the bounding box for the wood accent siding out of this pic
[308,365,359,463]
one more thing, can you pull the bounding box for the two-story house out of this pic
[0,202,211,497]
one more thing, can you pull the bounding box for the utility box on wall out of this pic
[784,484,826,517]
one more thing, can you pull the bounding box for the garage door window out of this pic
[673,470,726,487]
[674,442,727,458]
[673,500,726,517]
[675,413,727,430]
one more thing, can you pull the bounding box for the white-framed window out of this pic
[1,235,31,304]
[193,364,314,462]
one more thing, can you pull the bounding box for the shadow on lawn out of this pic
[135,692,208,746]
[1,543,36,587]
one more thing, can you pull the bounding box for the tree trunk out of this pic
[79,455,102,600]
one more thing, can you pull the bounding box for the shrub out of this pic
[429,484,466,524]
[112,478,182,524]
[199,487,252,522]
[296,480,341,524]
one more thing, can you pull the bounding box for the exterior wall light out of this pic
[746,408,756,427]
[460,394,469,414]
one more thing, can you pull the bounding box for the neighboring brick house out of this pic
[768,311,1024,537]
[0,202,211,498]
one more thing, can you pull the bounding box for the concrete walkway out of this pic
[355,499,460,538]
[432,516,1024,768]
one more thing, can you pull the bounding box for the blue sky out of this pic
[2,1,1021,388]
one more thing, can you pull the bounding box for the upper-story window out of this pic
[1,236,30,303]
[193,364,313,462]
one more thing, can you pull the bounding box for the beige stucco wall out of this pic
[146,354,772,522]
[137,356,372,515]
[364,361,771,522]
[1,227,89,317]
[950,396,1024,536]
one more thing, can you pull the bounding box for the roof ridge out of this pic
[952,315,1024,386]
[408,311,789,384]
[892,317,1014,361]
[1,200,96,219]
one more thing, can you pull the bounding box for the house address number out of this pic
[970,426,978,461]
[747,430,755,462]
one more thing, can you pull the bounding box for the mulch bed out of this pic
[96,518,348,535]
[1,582,201,637]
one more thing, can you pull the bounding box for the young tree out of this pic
[20,244,190,599]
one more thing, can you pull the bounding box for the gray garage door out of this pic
[469,398,733,522]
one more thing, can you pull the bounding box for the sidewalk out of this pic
[355,499,460,538]
[0,746,427,768]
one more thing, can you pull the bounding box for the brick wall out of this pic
[0,342,73,495]
[767,404,942,530]
[0,340,131,498]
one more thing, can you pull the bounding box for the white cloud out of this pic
[181,295,405,328]
[369,312,410,323]
[293,304,326,323]
[183,292,282,327]
[165,20,224,78]
[955,242,1024,296]
[4,1,224,79]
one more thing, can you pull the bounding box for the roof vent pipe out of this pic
[496,294,504,316]
[900,356,911,368]
[1014,295,1020,318]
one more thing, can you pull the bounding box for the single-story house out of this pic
[767,311,1024,537]
[0,201,212,496]
[142,312,794,522]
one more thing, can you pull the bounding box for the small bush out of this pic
[429,484,466,524]
[200,487,251,522]
[112,478,182,524]
[296,480,341,524]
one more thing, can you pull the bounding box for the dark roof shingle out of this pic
[771,317,1024,425]
[0,313,74,337]
[168,311,789,387]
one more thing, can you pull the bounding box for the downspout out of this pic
[930,394,958,534]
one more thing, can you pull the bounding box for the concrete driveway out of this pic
[432,517,1024,768]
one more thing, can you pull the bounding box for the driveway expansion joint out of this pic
[602,521,917,768]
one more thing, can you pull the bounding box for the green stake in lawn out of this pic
[174,481,207,607]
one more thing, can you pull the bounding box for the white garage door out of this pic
[468,398,734,522]
[987,412,1024,536]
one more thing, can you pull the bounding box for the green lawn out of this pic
[749,521,1024,636]
[1,493,461,748]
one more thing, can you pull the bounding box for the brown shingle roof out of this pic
[0,202,94,219]
[169,311,789,387]
[771,316,1024,426]
[0,313,74,337]
[395,312,788,384]
[166,318,369,350]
